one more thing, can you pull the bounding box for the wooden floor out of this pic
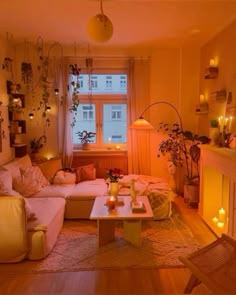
[0,196,217,295]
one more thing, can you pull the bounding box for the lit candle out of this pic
[115,145,120,150]
[217,221,224,228]
[218,116,224,132]
[212,216,218,223]
[229,116,233,132]
[218,207,225,222]
[210,59,215,67]
[107,196,115,210]
[199,94,205,105]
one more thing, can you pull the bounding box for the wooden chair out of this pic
[179,234,236,294]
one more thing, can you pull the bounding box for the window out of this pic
[72,73,127,149]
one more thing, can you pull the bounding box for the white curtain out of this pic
[57,61,73,168]
[127,57,151,175]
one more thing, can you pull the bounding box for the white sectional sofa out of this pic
[0,155,172,263]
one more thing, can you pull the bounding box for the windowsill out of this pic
[73,148,127,156]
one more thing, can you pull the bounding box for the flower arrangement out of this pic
[105,168,123,183]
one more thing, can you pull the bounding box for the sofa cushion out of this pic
[75,164,96,183]
[0,169,13,194]
[3,154,32,180]
[0,197,28,263]
[53,170,76,184]
[32,184,76,199]
[37,158,62,183]
[22,166,50,187]
[13,166,50,198]
[26,197,65,260]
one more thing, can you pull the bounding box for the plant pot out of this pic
[184,184,199,208]
[82,143,90,150]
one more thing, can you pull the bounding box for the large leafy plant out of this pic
[157,122,210,184]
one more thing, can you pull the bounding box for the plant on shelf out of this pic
[29,134,47,154]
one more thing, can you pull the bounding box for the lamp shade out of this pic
[87,14,113,42]
[129,117,154,130]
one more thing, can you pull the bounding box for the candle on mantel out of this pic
[212,216,218,223]
[218,116,224,132]
[217,221,224,228]
[218,207,225,222]
[199,94,205,105]
[229,116,233,132]
[210,59,216,67]
[115,145,121,150]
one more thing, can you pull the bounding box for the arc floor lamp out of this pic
[129,101,183,130]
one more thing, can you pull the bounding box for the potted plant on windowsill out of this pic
[157,122,210,206]
[77,130,96,150]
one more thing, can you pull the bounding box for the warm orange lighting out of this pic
[217,221,224,228]
[87,0,113,43]
[129,101,182,130]
[212,216,218,223]
[130,117,154,130]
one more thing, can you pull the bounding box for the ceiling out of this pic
[0,0,236,48]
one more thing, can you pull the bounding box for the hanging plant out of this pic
[69,64,80,127]
[21,62,33,84]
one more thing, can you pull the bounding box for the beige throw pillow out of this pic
[75,164,96,183]
[13,166,49,197]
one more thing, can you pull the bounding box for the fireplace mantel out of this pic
[199,145,236,238]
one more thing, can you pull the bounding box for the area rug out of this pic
[0,206,202,274]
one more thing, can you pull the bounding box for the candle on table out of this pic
[107,196,116,210]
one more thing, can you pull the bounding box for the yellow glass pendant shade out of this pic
[87,14,113,43]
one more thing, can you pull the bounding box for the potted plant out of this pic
[29,135,47,154]
[157,122,210,206]
[77,130,96,150]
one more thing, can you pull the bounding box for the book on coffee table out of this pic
[131,201,146,213]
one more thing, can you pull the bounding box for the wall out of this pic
[149,47,200,191]
[0,35,14,165]
[199,19,236,136]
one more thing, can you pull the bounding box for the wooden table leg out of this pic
[123,219,141,247]
[97,220,116,247]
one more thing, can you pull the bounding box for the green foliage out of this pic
[157,122,210,184]
[30,135,47,152]
[77,130,96,144]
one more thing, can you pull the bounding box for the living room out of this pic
[0,1,236,294]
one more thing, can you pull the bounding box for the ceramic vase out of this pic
[110,182,119,202]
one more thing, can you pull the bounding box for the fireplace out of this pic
[199,145,236,238]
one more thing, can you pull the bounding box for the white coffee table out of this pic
[90,196,153,247]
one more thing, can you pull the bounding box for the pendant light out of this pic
[87,0,113,42]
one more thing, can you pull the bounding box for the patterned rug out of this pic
[0,206,202,273]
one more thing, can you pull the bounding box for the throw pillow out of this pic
[53,170,76,184]
[21,166,50,187]
[13,175,42,198]
[0,169,13,194]
[75,164,96,183]
[37,158,62,183]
